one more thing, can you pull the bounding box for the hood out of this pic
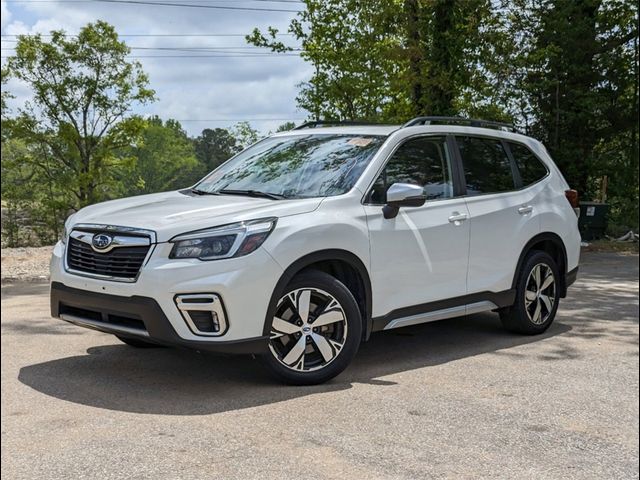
[70,190,323,242]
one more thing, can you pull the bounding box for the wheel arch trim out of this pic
[262,249,373,340]
[512,232,569,297]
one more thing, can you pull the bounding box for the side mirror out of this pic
[383,183,427,219]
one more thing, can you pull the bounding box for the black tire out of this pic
[500,250,561,335]
[115,335,163,348]
[261,270,362,385]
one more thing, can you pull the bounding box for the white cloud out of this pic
[1,1,310,135]
[1,0,11,30]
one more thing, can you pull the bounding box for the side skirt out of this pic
[372,289,516,332]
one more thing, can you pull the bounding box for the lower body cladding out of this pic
[51,282,269,354]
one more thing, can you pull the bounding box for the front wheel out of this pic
[500,251,560,335]
[261,270,362,385]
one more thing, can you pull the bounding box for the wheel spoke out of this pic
[540,294,553,312]
[533,265,541,289]
[282,335,307,366]
[271,317,300,338]
[532,300,542,323]
[540,271,555,291]
[525,290,537,302]
[295,289,311,323]
[310,333,334,363]
[312,309,345,327]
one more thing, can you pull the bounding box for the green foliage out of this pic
[231,121,260,149]
[194,127,240,170]
[122,117,205,195]
[275,121,297,132]
[4,20,155,210]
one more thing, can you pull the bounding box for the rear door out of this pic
[364,135,470,318]
[456,135,541,295]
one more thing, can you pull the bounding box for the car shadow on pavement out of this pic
[17,313,571,416]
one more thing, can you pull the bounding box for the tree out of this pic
[123,117,205,194]
[508,0,638,226]
[5,21,155,211]
[247,0,406,121]
[231,121,260,149]
[275,121,297,132]
[193,127,240,170]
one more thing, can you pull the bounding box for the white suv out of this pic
[50,117,581,385]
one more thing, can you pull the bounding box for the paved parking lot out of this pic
[1,251,638,479]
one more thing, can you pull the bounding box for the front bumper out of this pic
[50,239,284,346]
[51,282,269,354]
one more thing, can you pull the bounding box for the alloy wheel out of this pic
[268,288,348,372]
[524,263,556,325]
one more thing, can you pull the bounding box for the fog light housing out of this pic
[175,294,228,336]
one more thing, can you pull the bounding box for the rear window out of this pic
[456,136,516,195]
[508,142,548,186]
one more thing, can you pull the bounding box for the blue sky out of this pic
[1,0,313,135]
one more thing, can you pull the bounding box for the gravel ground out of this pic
[1,251,638,479]
[1,246,53,283]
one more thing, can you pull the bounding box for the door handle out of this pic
[448,212,468,224]
[518,205,534,215]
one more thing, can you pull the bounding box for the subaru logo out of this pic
[92,234,113,250]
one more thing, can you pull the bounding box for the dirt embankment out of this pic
[1,246,53,284]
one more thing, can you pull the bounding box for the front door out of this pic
[364,135,470,319]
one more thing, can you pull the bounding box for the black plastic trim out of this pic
[511,232,569,297]
[371,289,516,331]
[51,282,268,354]
[566,266,579,289]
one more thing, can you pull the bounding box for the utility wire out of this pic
[1,33,295,37]
[4,0,304,11]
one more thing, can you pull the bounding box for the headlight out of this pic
[169,218,277,261]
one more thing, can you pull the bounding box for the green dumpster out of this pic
[578,202,609,240]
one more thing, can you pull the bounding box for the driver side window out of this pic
[368,136,454,204]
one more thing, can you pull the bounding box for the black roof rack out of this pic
[293,120,385,130]
[403,116,515,132]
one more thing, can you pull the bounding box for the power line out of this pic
[4,0,304,11]
[1,46,302,51]
[1,33,295,37]
[1,54,300,58]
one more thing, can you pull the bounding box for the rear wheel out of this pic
[500,251,560,335]
[262,270,362,385]
[115,335,163,348]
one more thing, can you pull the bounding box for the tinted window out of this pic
[369,136,453,204]
[509,142,548,186]
[457,136,515,195]
[196,134,385,199]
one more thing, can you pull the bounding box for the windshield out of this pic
[195,134,386,199]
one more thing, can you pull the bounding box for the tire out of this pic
[115,335,163,348]
[261,270,362,385]
[500,251,561,335]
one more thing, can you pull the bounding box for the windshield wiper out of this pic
[190,188,218,195]
[218,189,287,200]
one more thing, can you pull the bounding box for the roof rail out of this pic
[403,116,515,132]
[293,120,385,130]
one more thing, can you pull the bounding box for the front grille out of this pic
[67,237,150,280]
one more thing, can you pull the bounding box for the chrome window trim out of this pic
[64,224,157,283]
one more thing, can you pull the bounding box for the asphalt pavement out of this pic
[1,251,638,479]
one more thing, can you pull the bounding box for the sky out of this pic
[0,0,313,136]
